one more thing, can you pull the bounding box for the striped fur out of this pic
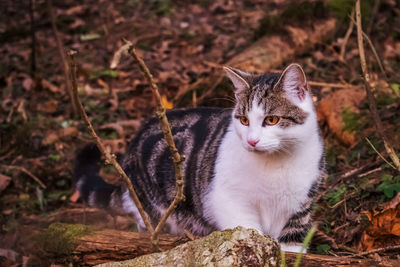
[75,63,325,252]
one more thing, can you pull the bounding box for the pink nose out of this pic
[247,139,259,147]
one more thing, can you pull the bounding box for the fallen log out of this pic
[38,223,389,266]
[183,18,337,103]
[37,223,189,266]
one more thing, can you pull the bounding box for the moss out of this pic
[326,0,374,23]
[38,223,92,257]
[341,107,363,133]
[99,227,279,266]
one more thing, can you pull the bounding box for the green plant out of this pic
[316,244,331,254]
[324,184,346,206]
[377,174,400,198]
[280,227,316,267]
[342,107,363,133]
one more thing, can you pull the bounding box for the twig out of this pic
[29,0,36,77]
[365,137,395,169]
[308,81,357,89]
[366,0,381,36]
[338,244,359,254]
[362,32,387,80]
[355,1,369,82]
[0,164,46,189]
[355,0,400,172]
[123,40,186,251]
[349,15,387,79]
[339,9,354,62]
[46,0,78,116]
[357,167,382,178]
[345,244,400,258]
[66,51,154,235]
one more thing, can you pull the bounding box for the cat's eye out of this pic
[239,116,249,126]
[264,116,280,126]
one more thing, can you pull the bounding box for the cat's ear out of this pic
[276,63,308,103]
[223,66,250,95]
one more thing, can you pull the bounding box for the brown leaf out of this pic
[359,193,400,251]
[43,127,78,146]
[41,79,60,93]
[69,190,80,203]
[0,173,11,192]
[37,100,59,114]
[317,87,365,146]
[161,95,173,110]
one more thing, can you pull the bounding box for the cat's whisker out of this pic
[209,97,236,104]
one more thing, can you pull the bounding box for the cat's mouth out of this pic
[245,144,290,155]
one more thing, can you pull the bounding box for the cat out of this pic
[75,63,325,253]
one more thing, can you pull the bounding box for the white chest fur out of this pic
[204,123,322,239]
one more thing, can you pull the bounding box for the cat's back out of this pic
[122,107,232,185]
[128,107,231,151]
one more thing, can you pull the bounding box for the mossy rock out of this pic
[96,226,280,267]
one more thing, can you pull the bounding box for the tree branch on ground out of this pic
[66,51,155,235]
[120,39,186,251]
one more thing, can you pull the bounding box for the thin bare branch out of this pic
[339,9,354,62]
[355,0,400,172]
[345,244,400,258]
[308,81,357,89]
[46,0,78,116]
[0,164,46,189]
[365,137,395,170]
[349,15,387,79]
[122,39,186,251]
[66,50,155,234]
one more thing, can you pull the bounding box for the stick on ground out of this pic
[122,40,186,251]
[66,51,154,235]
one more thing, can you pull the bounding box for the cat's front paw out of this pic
[280,243,305,253]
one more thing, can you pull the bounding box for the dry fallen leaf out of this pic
[41,79,60,93]
[359,192,400,251]
[317,87,365,146]
[69,190,80,203]
[161,95,173,110]
[43,127,78,146]
[0,173,11,192]
[37,100,59,114]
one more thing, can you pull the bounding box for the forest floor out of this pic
[1,0,400,265]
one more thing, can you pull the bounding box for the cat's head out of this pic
[224,63,317,154]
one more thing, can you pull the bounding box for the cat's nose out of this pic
[247,139,259,147]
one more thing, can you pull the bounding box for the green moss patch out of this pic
[38,223,92,257]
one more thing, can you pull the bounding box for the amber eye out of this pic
[239,116,249,126]
[264,116,280,126]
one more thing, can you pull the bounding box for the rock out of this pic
[96,227,280,267]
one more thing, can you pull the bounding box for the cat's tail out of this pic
[74,143,125,212]
[74,144,146,229]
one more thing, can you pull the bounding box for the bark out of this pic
[195,18,337,103]
[284,253,386,267]
[96,227,280,267]
[38,223,189,266]
[227,18,336,72]
[39,224,387,266]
